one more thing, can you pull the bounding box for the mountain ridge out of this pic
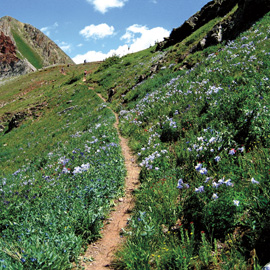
[0,16,74,79]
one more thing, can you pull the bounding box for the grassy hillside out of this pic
[12,29,43,69]
[0,63,126,269]
[89,12,270,269]
[0,9,269,270]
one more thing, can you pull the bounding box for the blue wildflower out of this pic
[233,200,240,206]
[200,168,208,175]
[177,179,183,189]
[195,163,202,171]
[225,179,233,186]
[185,183,190,189]
[195,186,204,193]
[251,177,259,184]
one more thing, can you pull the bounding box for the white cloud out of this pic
[86,0,128,13]
[73,25,169,64]
[80,23,115,39]
[72,45,129,64]
[59,41,72,53]
[121,24,169,53]
[40,26,50,36]
[72,50,109,64]
[40,22,58,37]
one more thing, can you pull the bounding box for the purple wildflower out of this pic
[251,177,259,184]
[200,168,208,175]
[195,163,202,171]
[177,179,183,189]
[195,186,204,193]
[229,148,236,155]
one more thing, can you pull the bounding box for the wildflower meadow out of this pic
[113,13,270,269]
[0,9,270,270]
[0,65,125,269]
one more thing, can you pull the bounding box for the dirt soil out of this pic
[78,93,140,269]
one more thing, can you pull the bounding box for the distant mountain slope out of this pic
[0,16,74,78]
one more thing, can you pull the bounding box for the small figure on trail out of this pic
[83,70,87,82]
[60,67,66,75]
[108,88,115,102]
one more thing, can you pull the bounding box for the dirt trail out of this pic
[79,93,140,269]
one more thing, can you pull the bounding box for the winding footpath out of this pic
[79,92,140,269]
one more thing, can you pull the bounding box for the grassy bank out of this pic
[0,63,126,269]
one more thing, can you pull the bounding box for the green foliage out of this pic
[1,8,270,270]
[100,54,121,69]
[0,63,125,269]
[114,12,270,269]
[12,29,43,70]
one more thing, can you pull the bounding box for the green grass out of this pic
[0,62,126,269]
[1,8,270,270]
[112,12,270,269]
[12,29,43,69]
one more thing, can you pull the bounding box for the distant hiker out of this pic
[84,59,87,64]
[108,88,115,102]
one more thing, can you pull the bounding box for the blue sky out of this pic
[1,0,210,63]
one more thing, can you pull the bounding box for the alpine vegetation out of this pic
[0,6,270,270]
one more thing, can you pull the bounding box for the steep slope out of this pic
[0,16,74,79]
[157,0,270,66]
[0,2,270,270]
[85,10,270,269]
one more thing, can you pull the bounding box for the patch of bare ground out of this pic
[78,93,140,269]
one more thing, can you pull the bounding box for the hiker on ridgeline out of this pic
[108,88,115,102]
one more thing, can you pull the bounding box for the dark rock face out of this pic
[159,0,270,50]
[0,31,17,59]
[165,0,236,48]
[3,102,47,134]
[5,111,27,133]
[0,31,35,78]
[0,16,74,79]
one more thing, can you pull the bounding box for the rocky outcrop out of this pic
[5,111,28,133]
[0,16,74,79]
[159,0,270,50]
[23,23,74,66]
[0,31,17,58]
[3,102,47,134]
[0,31,35,78]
